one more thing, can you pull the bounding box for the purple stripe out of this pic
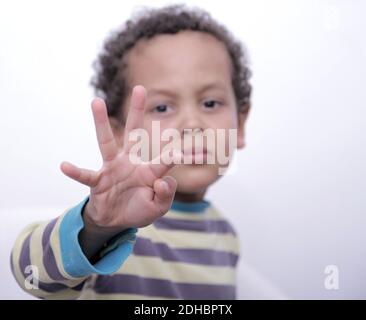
[10,251,15,276]
[18,231,84,294]
[42,218,68,281]
[94,274,236,299]
[154,217,237,235]
[42,219,58,248]
[133,237,239,267]
[19,234,32,280]
[37,279,85,293]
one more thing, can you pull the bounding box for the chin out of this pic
[168,164,221,193]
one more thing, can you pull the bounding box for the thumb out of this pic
[152,176,177,216]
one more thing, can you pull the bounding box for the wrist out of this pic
[82,201,126,238]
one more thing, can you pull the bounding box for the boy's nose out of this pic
[183,127,204,136]
[179,109,204,135]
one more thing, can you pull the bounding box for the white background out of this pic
[0,0,365,299]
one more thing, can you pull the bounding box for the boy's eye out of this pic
[154,104,169,113]
[203,100,220,108]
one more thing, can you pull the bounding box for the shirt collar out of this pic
[171,199,211,213]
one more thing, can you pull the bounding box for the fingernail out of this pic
[162,180,170,192]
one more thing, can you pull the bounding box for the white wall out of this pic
[1,0,365,299]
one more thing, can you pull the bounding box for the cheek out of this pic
[211,114,238,162]
[211,107,238,129]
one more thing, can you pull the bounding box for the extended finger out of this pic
[123,85,147,151]
[91,97,118,162]
[60,161,99,187]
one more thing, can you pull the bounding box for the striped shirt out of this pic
[10,197,240,300]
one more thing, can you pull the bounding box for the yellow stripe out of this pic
[165,206,223,221]
[116,255,236,286]
[43,289,82,300]
[29,221,54,283]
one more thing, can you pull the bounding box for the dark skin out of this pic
[60,31,249,259]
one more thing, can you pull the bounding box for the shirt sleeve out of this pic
[10,196,137,299]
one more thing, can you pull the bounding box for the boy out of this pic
[11,4,251,299]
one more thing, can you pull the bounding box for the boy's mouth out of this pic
[182,146,208,155]
[182,147,210,164]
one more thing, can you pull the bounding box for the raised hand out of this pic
[60,85,181,257]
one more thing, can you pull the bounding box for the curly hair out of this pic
[90,4,252,120]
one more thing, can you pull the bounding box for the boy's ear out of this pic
[109,117,125,149]
[237,103,250,149]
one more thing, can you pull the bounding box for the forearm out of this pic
[11,197,137,299]
[10,216,87,299]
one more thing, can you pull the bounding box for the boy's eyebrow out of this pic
[148,88,178,98]
[196,82,227,94]
[148,82,227,97]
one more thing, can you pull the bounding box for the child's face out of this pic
[116,31,247,195]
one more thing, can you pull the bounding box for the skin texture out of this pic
[60,31,249,259]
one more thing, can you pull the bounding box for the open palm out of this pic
[60,85,181,231]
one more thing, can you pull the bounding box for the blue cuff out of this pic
[59,196,137,278]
